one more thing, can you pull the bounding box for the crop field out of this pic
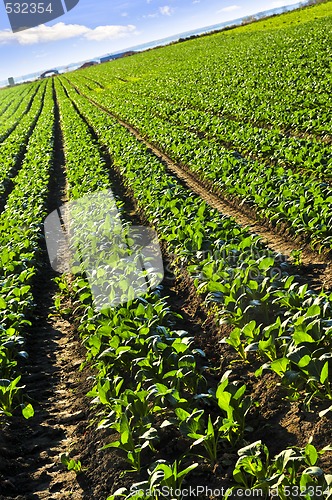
[0,2,331,499]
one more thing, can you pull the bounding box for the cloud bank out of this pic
[0,22,137,45]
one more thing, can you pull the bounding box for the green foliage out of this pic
[228,440,332,500]
[60,453,83,474]
[47,16,332,491]
[0,80,54,420]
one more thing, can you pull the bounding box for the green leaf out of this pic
[305,444,318,466]
[217,391,232,412]
[293,332,315,344]
[320,361,328,384]
[258,257,274,271]
[305,304,321,319]
[101,440,121,450]
[270,358,289,376]
[177,462,199,479]
[22,403,34,419]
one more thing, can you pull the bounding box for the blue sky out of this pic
[0,0,298,81]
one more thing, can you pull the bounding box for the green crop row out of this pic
[0,84,39,143]
[75,73,332,180]
[0,82,46,197]
[65,75,332,252]
[61,78,332,410]
[0,83,31,116]
[0,84,38,141]
[54,79,332,497]
[81,7,331,135]
[0,80,55,420]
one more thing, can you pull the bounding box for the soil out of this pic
[0,88,45,214]
[1,259,331,499]
[68,83,332,294]
[0,81,331,500]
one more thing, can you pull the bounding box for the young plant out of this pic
[60,453,83,475]
[108,460,198,500]
[148,459,198,499]
[189,414,223,464]
[215,370,252,445]
[228,440,332,500]
[0,376,24,417]
[101,413,144,473]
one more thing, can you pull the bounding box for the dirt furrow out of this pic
[154,96,332,145]
[151,110,332,184]
[65,83,332,292]
[0,304,90,499]
[0,86,46,215]
[81,77,331,146]
[54,82,332,493]
[0,81,94,500]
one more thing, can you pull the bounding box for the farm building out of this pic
[79,61,99,70]
[40,69,59,78]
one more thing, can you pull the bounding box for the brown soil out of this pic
[0,88,45,214]
[68,84,332,294]
[1,80,331,500]
[0,299,89,499]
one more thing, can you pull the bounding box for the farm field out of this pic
[0,2,331,499]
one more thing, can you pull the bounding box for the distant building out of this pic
[78,61,99,70]
[40,69,59,78]
[8,77,15,86]
[100,51,136,63]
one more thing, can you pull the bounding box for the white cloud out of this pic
[271,0,296,7]
[144,12,158,18]
[84,25,136,41]
[217,5,241,13]
[159,5,174,16]
[0,22,136,45]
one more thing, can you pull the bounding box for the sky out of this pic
[0,0,299,82]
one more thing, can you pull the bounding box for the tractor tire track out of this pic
[151,95,332,145]
[150,109,332,184]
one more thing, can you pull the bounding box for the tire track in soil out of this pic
[149,95,332,145]
[0,292,90,500]
[151,109,332,185]
[0,81,93,500]
[64,81,332,292]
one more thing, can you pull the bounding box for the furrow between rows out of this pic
[66,81,332,293]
